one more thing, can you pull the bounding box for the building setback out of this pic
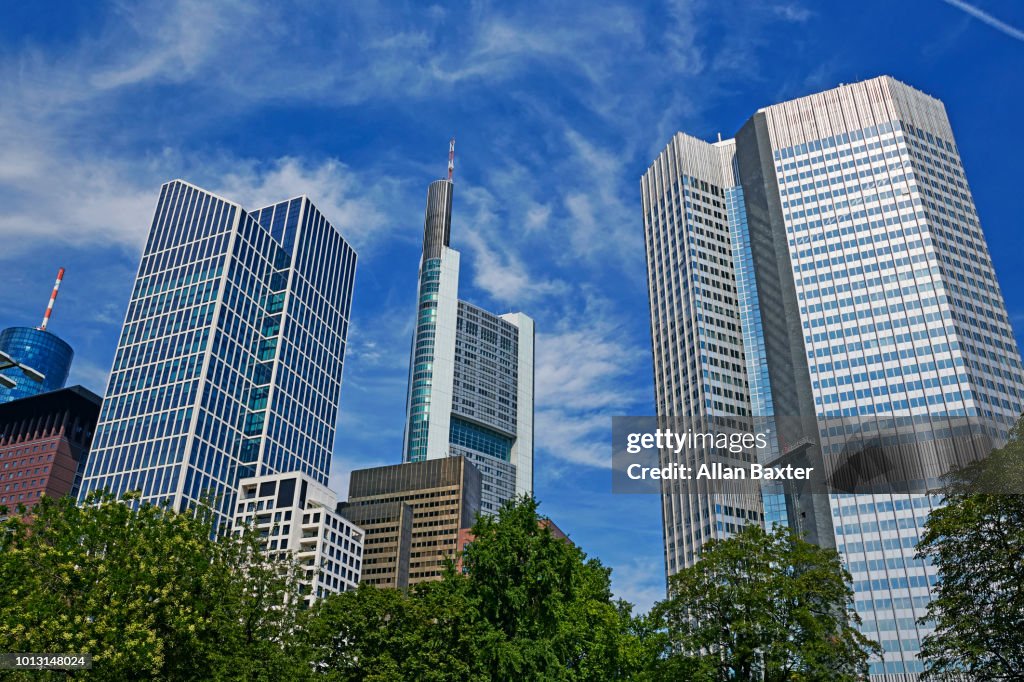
[0,385,101,512]
[233,472,363,607]
[642,76,1024,680]
[78,180,357,527]
[402,148,535,516]
[341,457,481,586]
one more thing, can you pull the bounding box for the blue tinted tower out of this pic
[0,269,74,404]
[77,180,357,526]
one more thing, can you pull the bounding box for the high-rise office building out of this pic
[643,76,1024,680]
[233,471,363,607]
[0,385,101,513]
[340,457,481,586]
[641,134,767,574]
[78,180,357,526]
[402,144,535,516]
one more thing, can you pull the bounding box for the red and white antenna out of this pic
[447,137,455,181]
[38,267,65,332]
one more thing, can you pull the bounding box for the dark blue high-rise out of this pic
[77,180,357,525]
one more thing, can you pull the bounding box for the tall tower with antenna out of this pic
[0,267,75,404]
[401,141,535,516]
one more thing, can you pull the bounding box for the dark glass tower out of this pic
[77,180,357,526]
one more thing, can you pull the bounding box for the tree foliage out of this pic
[305,496,646,681]
[0,491,310,681]
[652,523,879,681]
[0,492,892,680]
[915,415,1024,681]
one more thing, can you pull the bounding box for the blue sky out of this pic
[1,0,1022,611]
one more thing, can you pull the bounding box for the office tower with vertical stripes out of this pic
[78,180,357,526]
[402,144,535,516]
[641,134,767,573]
[643,76,1024,680]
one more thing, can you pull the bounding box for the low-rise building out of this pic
[0,385,101,513]
[234,472,363,607]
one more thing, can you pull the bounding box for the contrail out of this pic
[942,0,1024,42]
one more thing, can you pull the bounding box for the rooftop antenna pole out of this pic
[39,267,65,332]
[448,137,455,181]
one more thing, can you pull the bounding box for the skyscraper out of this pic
[78,180,357,526]
[402,143,534,516]
[643,76,1024,680]
[641,134,767,574]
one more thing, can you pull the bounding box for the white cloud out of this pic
[66,357,111,395]
[533,311,649,467]
[0,147,406,257]
[772,4,813,23]
[456,183,571,305]
[214,157,409,253]
[611,557,667,614]
[0,142,158,252]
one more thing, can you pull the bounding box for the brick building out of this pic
[0,385,101,512]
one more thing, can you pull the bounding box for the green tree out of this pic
[305,578,488,681]
[306,496,648,681]
[0,491,310,681]
[653,524,879,681]
[915,415,1024,680]
[461,496,642,680]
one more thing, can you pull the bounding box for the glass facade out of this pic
[645,77,1024,681]
[405,257,442,462]
[449,415,512,461]
[0,327,73,404]
[726,187,788,530]
[77,180,357,527]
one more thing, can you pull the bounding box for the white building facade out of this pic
[234,471,363,607]
[641,134,766,574]
[644,77,1024,680]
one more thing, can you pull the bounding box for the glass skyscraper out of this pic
[0,327,73,404]
[78,179,357,526]
[403,170,534,516]
[643,76,1024,680]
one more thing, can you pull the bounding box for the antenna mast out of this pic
[447,137,455,181]
[39,267,65,332]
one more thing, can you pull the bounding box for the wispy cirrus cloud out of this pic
[940,0,1024,42]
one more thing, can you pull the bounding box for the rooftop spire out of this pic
[447,137,455,181]
[38,267,65,332]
